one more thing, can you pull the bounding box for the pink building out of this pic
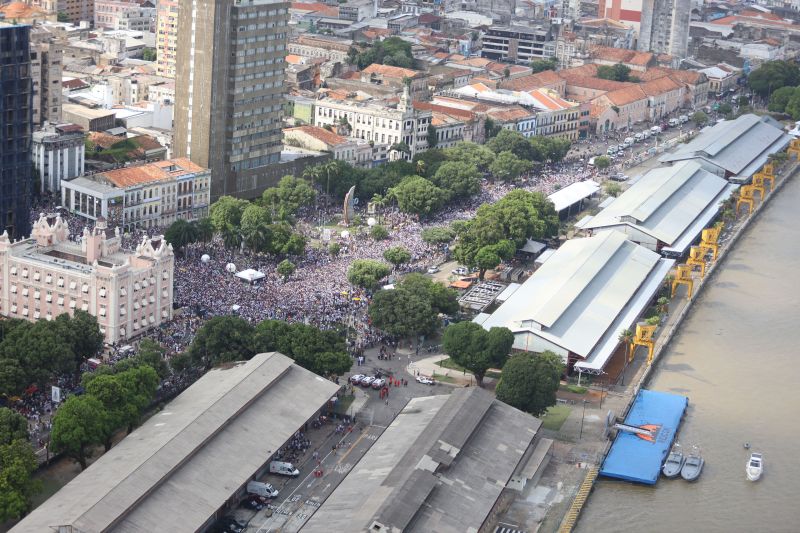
[95,0,155,32]
[0,214,174,344]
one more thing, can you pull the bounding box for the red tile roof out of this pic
[284,125,348,146]
[101,158,205,188]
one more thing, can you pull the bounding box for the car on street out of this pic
[651,126,661,135]
[349,374,365,384]
[427,266,440,274]
[610,172,629,182]
[451,266,468,276]
[416,376,435,385]
[606,147,617,155]
[360,376,376,387]
[371,378,386,389]
[634,132,644,142]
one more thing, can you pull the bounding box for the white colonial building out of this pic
[313,87,431,160]
[0,214,175,344]
[31,123,86,194]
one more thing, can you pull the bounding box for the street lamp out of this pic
[579,400,587,440]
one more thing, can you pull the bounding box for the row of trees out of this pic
[0,408,39,521]
[749,60,800,99]
[768,85,800,119]
[0,312,104,397]
[174,316,352,378]
[347,37,414,70]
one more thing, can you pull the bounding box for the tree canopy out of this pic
[421,226,456,244]
[165,218,198,253]
[388,175,448,217]
[368,273,457,339]
[186,316,255,368]
[495,351,563,416]
[0,408,28,447]
[442,142,496,170]
[383,246,412,267]
[596,63,637,82]
[261,175,316,221]
[348,37,414,69]
[487,129,534,160]
[50,394,109,470]
[209,195,249,233]
[0,439,40,521]
[431,161,481,199]
[489,151,532,181]
[749,60,800,98]
[347,259,392,289]
[252,320,351,377]
[530,57,558,73]
[442,322,514,386]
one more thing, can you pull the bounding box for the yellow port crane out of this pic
[789,140,800,159]
[736,184,758,216]
[629,323,658,364]
[686,245,707,277]
[697,222,723,262]
[671,264,694,300]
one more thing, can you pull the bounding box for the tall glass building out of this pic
[0,23,33,240]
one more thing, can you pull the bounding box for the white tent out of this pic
[235,269,266,284]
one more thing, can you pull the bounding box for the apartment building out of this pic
[60,158,211,230]
[638,0,691,59]
[31,123,86,194]
[174,0,290,200]
[95,0,156,31]
[155,0,178,77]
[0,214,174,344]
[0,23,34,240]
[30,36,62,126]
[481,25,554,64]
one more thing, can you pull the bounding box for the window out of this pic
[57,296,64,306]
[22,287,29,297]
[82,284,89,293]
[10,285,17,294]
[22,269,28,278]
[33,272,40,281]
[69,300,76,309]
[69,281,77,290]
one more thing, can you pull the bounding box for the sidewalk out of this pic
[406,354,474,387]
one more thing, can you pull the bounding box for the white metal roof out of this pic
[480,232,668,359]
[235,268,266,282]
[581,161,737,249]
[660,114,790,176]
[547,180,600,212]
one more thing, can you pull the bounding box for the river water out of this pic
[577,173,800,533]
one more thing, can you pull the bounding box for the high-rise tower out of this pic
[173,0,289,200]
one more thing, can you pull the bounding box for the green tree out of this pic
[252,321,350,377]
[50,395,109,470]
[85,374,135,450]
[597,63,632,82]
[164,218,198,253]
[413,148,447,178]
[486,129,534,159]
[186,316,255,368]
[496,351,563,416]
[240,204,272,251]
[398,273,459,315]
[347,259,391,289]
[0,439,40,521]
[443,142,496,170]
[426,125,438,148]
[141,47,156,61]
[328,242,341,256]
[388,175,448,217]
[57,311,104,366]
[0,359,27,397]
[370,224,389,240]
[530,136,571,162]
[130,339,170,379]
[593,155,611,170]
[368,274,457,340]
[530,57,558,73]
[194,217,215,244]
[489,151,532,181]
[277,259,296,280]
[421,226,456,244]
[718,102,733,118]
[383,246,412,268]
[484,117,502,139]
[209,196,249,233]
[748,60,800,98]
[767,86,799,113]
[432,161,481,199]
[57,11,70,22]
[262,175,316,221]
[785,91,800,120]
[0,320,74,387]
[0,408,28,446]
[442,322,514,387]
[689,111,707,127]
[604,181,622,197]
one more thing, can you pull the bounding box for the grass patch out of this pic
[435,357,468,373]
[541,404,571,431]
[565,384,587,394]
[486,370,502,379]
[431,374,457,383]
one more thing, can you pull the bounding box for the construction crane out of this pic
[671,264,694,299]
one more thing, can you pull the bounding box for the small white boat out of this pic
[746,452,763,481]
[662,443,685,478]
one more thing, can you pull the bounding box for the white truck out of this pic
[269,461,300,477]
[246,481,279,498]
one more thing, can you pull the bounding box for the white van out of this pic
[668,118,680,127]
[623,137,634,147]
[246,481,279,498]
[606,146,617,155]
[642,130,651,139]
[269,461,300,477]
[679,114,689,124]
[634,132,644,142]
[650,126,661,135]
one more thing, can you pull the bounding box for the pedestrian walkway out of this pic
[406,354,474,386]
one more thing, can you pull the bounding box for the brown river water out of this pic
[576,173,800,533]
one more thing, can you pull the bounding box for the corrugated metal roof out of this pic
[582,161,731,246]
[660,114,789,176]
[547,180,600,212]
[481,232,664,358]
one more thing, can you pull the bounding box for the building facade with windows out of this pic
[60,158,211,230]
[0,23,34,241]
[155,0,178,78]
[0,214,175,344]
[31,123,86,194]
[173,0,290,200]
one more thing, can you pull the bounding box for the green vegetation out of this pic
[604,181,622,197]
[370,224,389,240]
[347,259,392,289]
[749,60,800,98]
[530,57,558,73]
[421,226,456,244]
[388,175,448,217]
[496,351,563,416]
[541,404,572,431]
[277,259,296,280]
[692,111,709,126]
[593,155,611,170]
[0,408,40,521]
[348,37,414,69]
[597,63,639,83]
[142,48,157,62]
[383,246,412,268]
[369,274,458,340]
[441,322,514,387]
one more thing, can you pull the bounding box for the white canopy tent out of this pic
[235,269,266,284]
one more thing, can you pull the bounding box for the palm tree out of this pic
[194,217,214,244]
[619,328,635,360]
[221,226,242,251]
[371,193,386,223]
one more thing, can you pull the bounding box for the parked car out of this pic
[642,130,651,139]
[679,114,689,124]
[371,378,387,389]
[668,118,680,127]
[451,267,468,276]
[606,146,617,155]
[246,481,279,499]
[610,172,629,182]
[634,133,644,142]
[650,126,661,134]
[360,376,376,387]
[349,374,365,384]
[426,266,440,274]
[623,137,634,147]
[416,376,436,385]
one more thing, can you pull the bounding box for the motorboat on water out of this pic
[662,443,685,478]
[746,452,763,481]
[681,446,704,481]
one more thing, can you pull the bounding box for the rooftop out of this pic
[302,387,540,533]
[12,353,338,533]
[362,63,422,79]
[284,125,349,146]
[99,158,207,188]
[478,231,674,371]
[579,161,737,252]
